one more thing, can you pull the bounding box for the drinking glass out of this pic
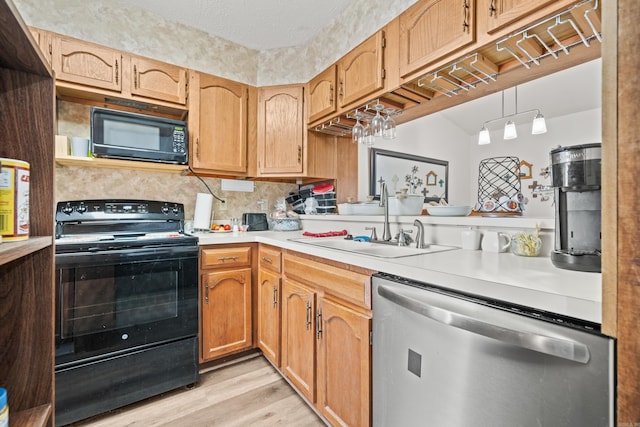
[370,104,384,137]
[382,111,396,140]
[352,115,365,144]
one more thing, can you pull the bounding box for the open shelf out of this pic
[12,404,52,427]
[0,236,52,267]
[55,155,188,174]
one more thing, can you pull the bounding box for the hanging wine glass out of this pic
[370,104,385,137]
[351,113,364,144]
[362,122,375,147]
[382,109,396,140]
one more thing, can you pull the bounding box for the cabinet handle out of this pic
[338,80,344,98]
[115,59,119,84]
[272,285,278,308]
[262,256,272,264]
[133,65,138,89]
[462,0,470,33]
[205,280,209,304]
[196,137,200,159]
[305,301,312,330]
[489,0,496,17]
[217,256,239,262]
[316,310,322,339]
[329,84,334,106]
[297,145,302,164]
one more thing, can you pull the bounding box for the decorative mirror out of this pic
[369,148,449,203]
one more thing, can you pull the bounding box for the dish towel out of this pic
[301,229,348,238]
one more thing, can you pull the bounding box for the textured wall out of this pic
[55,101,297,221]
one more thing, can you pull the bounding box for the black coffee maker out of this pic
[550,143,601,272]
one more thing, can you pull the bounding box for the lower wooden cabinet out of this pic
[257,268,281,365]
[200,245,253,362]
[317,296,371,427]
[281,251,374,427]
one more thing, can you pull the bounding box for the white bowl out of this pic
[388,195,424,215]
[338,202,384,215]
[426,205,473,216]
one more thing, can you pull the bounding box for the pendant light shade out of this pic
[478,126,491,145]
[478,87,547,144]
[503,121,517,140]
[531,113,548,134]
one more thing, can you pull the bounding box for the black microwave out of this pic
[90,107,188,164]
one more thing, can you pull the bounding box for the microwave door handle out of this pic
[376,284,591,364]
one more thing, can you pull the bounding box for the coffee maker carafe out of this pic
[550,143,601,272]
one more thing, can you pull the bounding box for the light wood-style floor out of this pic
[69,354,326,427]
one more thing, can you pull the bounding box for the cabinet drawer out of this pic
[201,247,252,268]
[259,245,282,273]
[283,252,372,310]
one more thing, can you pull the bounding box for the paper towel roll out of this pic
[193,193,213,230]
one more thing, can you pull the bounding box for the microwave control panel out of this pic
[172,127,186,153]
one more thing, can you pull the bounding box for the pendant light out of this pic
[477,86,547,145]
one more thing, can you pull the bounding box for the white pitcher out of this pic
[481,231,511,253]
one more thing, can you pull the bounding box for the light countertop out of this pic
[193,229,602,325]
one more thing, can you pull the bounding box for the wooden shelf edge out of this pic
[0,236,52,266]
[12,403,52,427]
[55,155,188,174]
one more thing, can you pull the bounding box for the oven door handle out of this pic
[56,245,198,267]
[377,284,591,364]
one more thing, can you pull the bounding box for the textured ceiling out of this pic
[117,0,356,51]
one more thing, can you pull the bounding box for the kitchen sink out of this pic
[289,237,457,258]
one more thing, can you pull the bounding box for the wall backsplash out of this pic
[55,100,297,222]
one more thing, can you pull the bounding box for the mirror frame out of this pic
[369,148,449,203]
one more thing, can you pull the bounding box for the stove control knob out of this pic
[62,203,74,215]
[161,206,170,214]
[76,204,87,214]
[172,206,179,214]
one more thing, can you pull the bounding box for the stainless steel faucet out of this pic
[380,181,392,241]
[413,219,425,249]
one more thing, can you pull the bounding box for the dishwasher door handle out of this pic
[377,284,591,364]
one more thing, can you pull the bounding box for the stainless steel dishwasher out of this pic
[372,273,614,427]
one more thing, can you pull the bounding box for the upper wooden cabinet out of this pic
[129,55,187,105]
[307,65,337,123]
[257,85,305,175]
[189,71,250,175]
[52,35,122,92]
[398,0,475,79]
[483,0,559,34]
[28,26,52,66]
[50,31,188,109]
[337,30,385,108]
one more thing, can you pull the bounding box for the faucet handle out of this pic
[365,226,378,240]
[397,228,413,246]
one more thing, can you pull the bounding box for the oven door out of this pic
[55,244,198,367]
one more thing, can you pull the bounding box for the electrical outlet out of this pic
[218,199,227,211]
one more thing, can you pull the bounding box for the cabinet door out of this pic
[306,131,336,179]
[257,268,281,366]
[257,85,305,174]
[201,268,252,361]
[52,35,122,92]
[317,297,371,427]
[189,71,248,173]
[281,279,316,402]
[399,0,475,79]
[337,31,385,108]
[307,65,337,123]
[29,27,52,66]
[130,56,187,105]
[483,0,557,34]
